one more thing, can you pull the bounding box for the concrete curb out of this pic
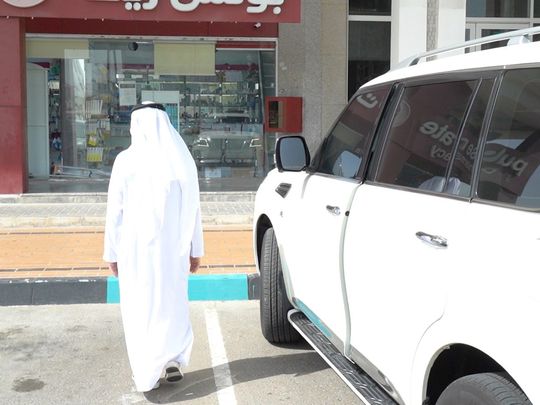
[0,273,260,306]
[0,214,253,228]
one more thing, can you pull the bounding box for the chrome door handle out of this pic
[416,231,448,248]
[326,205,341,215]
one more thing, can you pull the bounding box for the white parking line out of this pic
[204,307,238,405]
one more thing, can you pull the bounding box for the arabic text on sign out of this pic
[169,0,285,14]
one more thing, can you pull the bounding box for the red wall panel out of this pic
[25,18,278,38]
[0,18,27,194]
[0,0,301,23]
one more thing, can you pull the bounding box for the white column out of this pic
[390,0,427,68]
[437,0,466,48]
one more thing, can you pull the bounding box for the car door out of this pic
[343,76,494,398]
[282,87,390,352]
[461,68,540,398]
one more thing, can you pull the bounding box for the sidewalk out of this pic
[0,192,259,305]
[0,192,255,228]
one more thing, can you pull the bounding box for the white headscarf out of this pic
[128,102,200,256]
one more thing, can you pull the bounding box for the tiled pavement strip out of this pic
[0,201,255,227]
[0,199,256,280]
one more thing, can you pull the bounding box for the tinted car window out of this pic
[376,80,477,192]
[447,79,495,197]
[316,87,389,179]
[477,69,540,209]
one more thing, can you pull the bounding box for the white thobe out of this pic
[103,149,204,392]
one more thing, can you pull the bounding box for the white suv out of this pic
[253,28,540,405]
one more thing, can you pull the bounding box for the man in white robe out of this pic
[103,102,204,392]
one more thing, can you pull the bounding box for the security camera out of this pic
[128,42,138,51]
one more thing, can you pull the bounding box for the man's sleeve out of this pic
[103,159,124,263]
[190,207,204,258]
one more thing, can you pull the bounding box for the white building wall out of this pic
[391,0,427,67]
[437,0,466,47]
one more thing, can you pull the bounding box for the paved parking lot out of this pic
[0,301,361,405]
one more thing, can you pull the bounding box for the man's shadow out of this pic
[144,344,328,403]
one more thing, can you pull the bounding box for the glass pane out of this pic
[349,0,391,16]
[376,81,477,192]
[480,28,515,50]
[348,21,391,99]
[317,87,390,178]
[447,79,494,197]
[536,1,540,17]
[28,39,275,191]
[477,69,540,208]
[467,0,529,17]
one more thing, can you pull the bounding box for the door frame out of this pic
[467,22,530,40]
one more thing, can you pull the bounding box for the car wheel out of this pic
[259,227,300,343]
[436,372,531,405]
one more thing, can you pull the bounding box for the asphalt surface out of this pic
[0,301,361,405]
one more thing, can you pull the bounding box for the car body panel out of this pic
[279,173,359,351]
[254,33,540,404]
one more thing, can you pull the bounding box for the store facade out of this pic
[3,0,540,195]
[0,0,300,194]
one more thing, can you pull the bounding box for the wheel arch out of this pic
[425,343,510,404]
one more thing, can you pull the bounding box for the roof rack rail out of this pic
[398,26,540,69]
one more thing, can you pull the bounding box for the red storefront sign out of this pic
[0,0,301,23]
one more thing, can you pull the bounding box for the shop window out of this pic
[349,0,391,16]
[348,21,391,99]
[27,38,276,191]
[536,1,540,17]
[466,0,529,18]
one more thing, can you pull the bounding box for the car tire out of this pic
[436,372,531,405]
[259,227,300,344]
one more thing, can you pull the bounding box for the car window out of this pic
[477,68,540,209]
[375,80,478,193]
[316,87,390,179]
[446,79,495,197]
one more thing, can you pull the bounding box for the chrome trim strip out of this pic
[349,346,405,405]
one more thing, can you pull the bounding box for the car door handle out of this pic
[416,231,448,248]
[326,205,341,215]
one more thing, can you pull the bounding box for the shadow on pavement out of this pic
[144,351,327,403]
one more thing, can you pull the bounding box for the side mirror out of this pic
[275,136,311,172]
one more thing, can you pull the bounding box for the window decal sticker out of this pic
[2,0,46,7]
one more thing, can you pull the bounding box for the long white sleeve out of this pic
[103,158,124,263]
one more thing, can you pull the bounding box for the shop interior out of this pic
[27,38,277,192]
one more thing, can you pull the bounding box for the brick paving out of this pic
[0,227,256,279]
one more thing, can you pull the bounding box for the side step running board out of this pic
[288,310,398,405]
